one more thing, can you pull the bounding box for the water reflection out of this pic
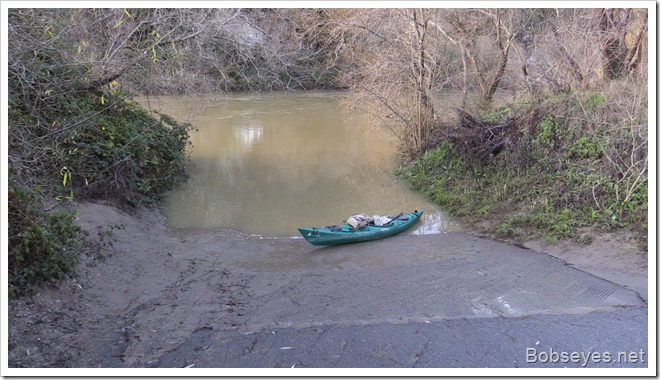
[412,213,453,235]
[143,92,461,237]
[233,126,264,149]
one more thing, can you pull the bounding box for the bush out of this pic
[54,96,194,206]
[8,170,87,297]
[403,85,647,244]
[8,9,194,294]
[10,86,194,207]
[8,86,193,296]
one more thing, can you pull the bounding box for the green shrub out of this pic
[403,88,647,245]
[56,96,194,206]
[8,171,87,297]
[585,92,606,109]
[8,86,193,295]
[7,20,194,295]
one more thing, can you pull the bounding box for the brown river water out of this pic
[139,91,461,237]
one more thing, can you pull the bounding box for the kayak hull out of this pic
[298,210,424,246]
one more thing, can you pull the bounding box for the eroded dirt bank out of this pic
[7,202,647,368]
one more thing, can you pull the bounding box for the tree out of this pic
[228,8,354,90]
[435,9,531,103]
[403,9,438,154]
[342,9,456,156]
[597,8,647,79]
[74,8,238,93]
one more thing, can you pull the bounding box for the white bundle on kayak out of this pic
[346,213,370,230]
[372,215,393,226]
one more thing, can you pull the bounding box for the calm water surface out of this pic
[142,92,461,237]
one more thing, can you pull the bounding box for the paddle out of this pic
[384,212,405,226]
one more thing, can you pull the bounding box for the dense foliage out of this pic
[8,9,193,294]
[8,170,86,297]
[402,84,647,245]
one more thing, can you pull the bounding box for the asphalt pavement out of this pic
[155,307,647,369]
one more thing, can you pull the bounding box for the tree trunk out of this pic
[623,9,647,74]
[598,8,630,79]
[485,10,505,101]
[410,9,436,154]
[547,9,584,84]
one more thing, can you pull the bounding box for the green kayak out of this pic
[298,210,424,246]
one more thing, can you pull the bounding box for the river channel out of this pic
[141,91,461,238]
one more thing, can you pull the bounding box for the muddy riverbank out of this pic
[7,202,648,369]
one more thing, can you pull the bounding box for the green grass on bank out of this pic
[401,87,648,247]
